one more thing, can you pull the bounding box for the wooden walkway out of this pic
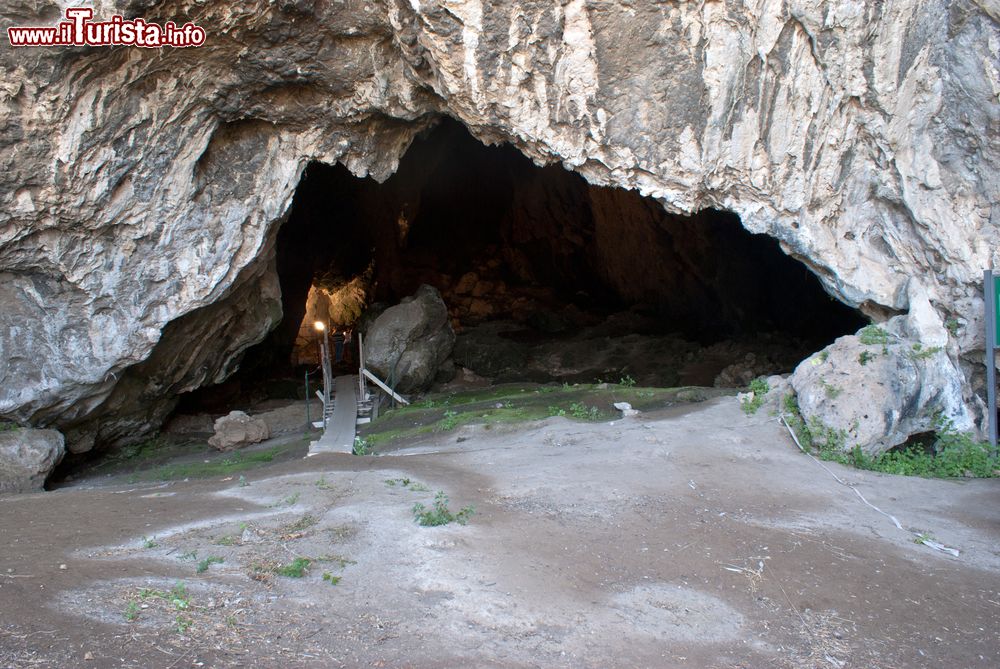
[308,374,357,455]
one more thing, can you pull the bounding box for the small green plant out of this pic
[238,475,248,487]
[909,343,942,361]
[142,536,158,549]
[178,550,198,562]
[315,475,333,490]
[0,421,18,432]
[196,556,224,574]
[412,491,475,527]
[175,615,193,634]
[275,557,312,578]
[913,532,937,546]
[945,318,960,336]
[123,601,139,622]
[547,406,567,417]
[819,350,830,363]
[353,436,373,455]
[270,492,300,508]
[740,378,770,416]
[859,324,891,353]
[618,374,636,388]
[169,582,190,610]
[215,535,237,547]
[858,351,876,366]
[384,477,429,492]
[441,410,459,431]
[322,572,341,585]
[819,379,843,399]
[569,402,600,421]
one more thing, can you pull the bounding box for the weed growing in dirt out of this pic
[740,378,770,415]
[270,492,300,508]
[238,475,248,487]
[945,318,960,336]
[179,550,198,561]
[353,436,374,455]
[569,402,600,421]
[142,536,158,549]
[0,421,19,432]
[196,556,224,574]
[547,406,567,417]
[385,477,429,491]
[123,601,139,622]
[441,410,459,430]
[412,491,475,527]
[315,475,333,490]
[618,374,636,388]
[275,557,312,578]
[215,535,238,547]
[322,572,341,585]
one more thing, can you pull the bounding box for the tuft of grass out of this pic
[0,421,19,432]
[909,343,942,360]
[123,601,139,622]
[274,557,312,578]
[353,436,374,456]
[740,377,770,415]
[384,477,429,492]
[178,550,198,562]
[196,556,224,574]
[322,572,341,585]
[619,374,636,388]
[142,536,158,549]
[547,406,567,417]
[820,379,842,399]
[858,351,876,366]
[440,410,459,431]
[412,491,475,527]
[270,492,300,508]
[315,475,333,490]
[282,514,318,536]
[858,324,891,353]
[569,402,600,421]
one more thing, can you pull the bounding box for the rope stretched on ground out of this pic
[779,414,960,558]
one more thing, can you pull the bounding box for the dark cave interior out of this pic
[178,117,865,412]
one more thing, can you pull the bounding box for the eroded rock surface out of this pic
[0,1,997,455]
[207,411,270,451]
[0,427,65,493]
[364,285,455,393]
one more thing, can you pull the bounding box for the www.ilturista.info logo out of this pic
[7,7,206,48]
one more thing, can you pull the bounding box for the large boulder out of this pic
[0,427,65,493]
[208,411,270,451]
[364,286,456,393]
[790,317,972,455]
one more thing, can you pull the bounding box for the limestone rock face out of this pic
[0,427,65,493]
[365,285,455,393]
[208,411,270,452]
[0,1,997,453]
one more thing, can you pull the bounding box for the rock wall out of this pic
[1,0,998,457]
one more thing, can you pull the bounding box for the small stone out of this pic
[84,652,94,661]
[59,564,67,570]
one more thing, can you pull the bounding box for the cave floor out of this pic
[2,398,999,668]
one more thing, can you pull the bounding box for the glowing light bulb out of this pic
[313,321,325,332]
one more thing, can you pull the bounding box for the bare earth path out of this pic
[1,398,998,668]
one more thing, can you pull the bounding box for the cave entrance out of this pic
[181,118,864,413]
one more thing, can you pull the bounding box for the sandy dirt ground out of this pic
[1,397,998,668]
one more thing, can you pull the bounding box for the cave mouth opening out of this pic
[177,117,865,414]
